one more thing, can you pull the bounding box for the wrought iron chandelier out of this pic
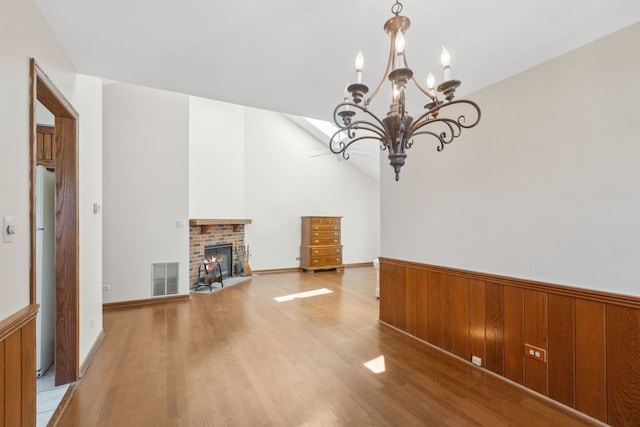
[330,0,481,181]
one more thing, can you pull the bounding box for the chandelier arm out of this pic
[349,121,386,138]
[409,130,448,152]
[365,35,396,106]
[332,101,387,134]
[330,135,384,159]
[409,99,482,134]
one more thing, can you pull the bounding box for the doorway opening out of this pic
[29,59,80,386]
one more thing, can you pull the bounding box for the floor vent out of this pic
[152,262,179,297]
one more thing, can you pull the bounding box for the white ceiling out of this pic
[34,0,640,123]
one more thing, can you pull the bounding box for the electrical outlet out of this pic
[176,220,186,228]
[524,343,547,363]
[472,356,482,366]
[102,284,110,292]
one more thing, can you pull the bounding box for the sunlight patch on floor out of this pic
[274,288,333,302]
[364,355,386,374]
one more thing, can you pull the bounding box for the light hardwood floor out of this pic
[53,268,600,426]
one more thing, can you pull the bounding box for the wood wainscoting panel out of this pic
[0,305,38,426]
[485,282,504,375]
[468,279,486,365]
[21,318,37,422]
[378,258,640,425]
[426,272,441,347]
[404,268,418,336]
[503,286,524,384]
[575,299,606,421]
[523,289,548,395]
[439,274,454,353]
[452,276,470,360]
[606,305,640,426]
[5,333,21,424]
[414,269,429,342]
[548,294,576,408]
[0,340,3,424]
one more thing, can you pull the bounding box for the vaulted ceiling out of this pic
[35,0,640,121]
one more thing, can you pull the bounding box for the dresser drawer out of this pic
[307,246,342,257]
[309,223,340,232]
[309,230,340,240]
[310,255,343,267]
[309,217,341,226]
[309,236,340,245]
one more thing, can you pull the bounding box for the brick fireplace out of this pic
[189,219,251,288]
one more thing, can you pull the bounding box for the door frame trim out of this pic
[29,59,80,385]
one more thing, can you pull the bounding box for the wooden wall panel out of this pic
[394,266,407,331]
[426,272,441,347]
[5,332,22,426]
[606,305,640,426]
[439,274,454,353]
[524,290,548,395]
[21,320,37,426]
[548,294,575,408]
[0,306,38,426]
[575,299,606,421]
[485,282,504,375]
[468,279,485,364]
[378,258,640,426]
[452,276,470,361]
[0,340,4,425]
[405,268,418,335]
[414,269,429,342]
[378,262,394,325]
[503,286,524,384]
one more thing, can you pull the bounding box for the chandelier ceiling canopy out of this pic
[331,0,481,181]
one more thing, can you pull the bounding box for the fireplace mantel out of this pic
[189,219,252,234]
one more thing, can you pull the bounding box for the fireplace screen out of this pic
[204,244,233,279]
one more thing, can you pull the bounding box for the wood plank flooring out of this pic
[54,268,601,426]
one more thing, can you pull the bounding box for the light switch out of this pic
[3,217,15,243]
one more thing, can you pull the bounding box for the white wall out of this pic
[72,74,104,361]
[381,22,640,296]
[189,96,245,218]
[0,0,104,365]
[243,107,380,270]
[102,83,189,302]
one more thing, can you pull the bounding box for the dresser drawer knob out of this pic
[314,260,319,263]
[336,249,341,253]
[314,240,319,243]
[313,250,319,254]
[333,239,338,243]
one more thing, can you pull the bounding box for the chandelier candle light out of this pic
[331,1,481,181]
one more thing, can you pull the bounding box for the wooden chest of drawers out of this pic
[300,216,344,273]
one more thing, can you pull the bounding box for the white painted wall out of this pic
[243,107,380,270]
[102,83,189,302]
[72,74,104,361]
[0,0,104,365]
[189,96,245,218]
[381,22,640,296]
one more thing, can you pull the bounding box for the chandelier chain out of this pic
[391,1,403,16]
